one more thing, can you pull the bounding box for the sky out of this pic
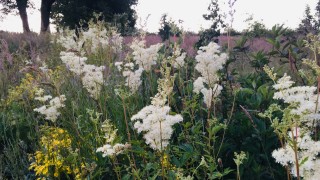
[0,0,319,33]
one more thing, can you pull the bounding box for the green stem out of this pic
[236,165,240,180]
[216,93,236,158]
[291,129,300,180]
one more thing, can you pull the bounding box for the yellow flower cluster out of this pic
[6,73,39,105]
[29,126,82,179]
[160,153,175,170]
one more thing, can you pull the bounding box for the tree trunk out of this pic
[40,0,56,34]
[16,0,30,33]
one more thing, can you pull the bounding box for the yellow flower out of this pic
[29,126,76,179]
[6,73,39,105]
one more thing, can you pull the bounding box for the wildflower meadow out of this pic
[2,2,320,180]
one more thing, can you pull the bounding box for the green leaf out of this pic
[299,156,309,166]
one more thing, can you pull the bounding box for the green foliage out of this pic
[51,0,138,35]
[196,0,225,48]
[297,5,317,35]
[0,0,33,16]
[158,14,182,41]
[246,21,268,38]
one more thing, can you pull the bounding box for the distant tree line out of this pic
[296,2,320,35]
[194,0,320,47]
[0,0,137,34]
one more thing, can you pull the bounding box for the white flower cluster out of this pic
[60,52,87,75]
[33,89,66,122]
[131,76,183,151]
[172,47,186,69]
[272,132,320,179]
[130,38,162,72]
[34,88,52,102]
[57,27,122,54]
[56,29,83,52]
[57,25,124,99]
[131,105,183,151]
[193,42,227,108]
[200,85,223,109]
[114,38,162,92]
[273,73,320,119]
[81,27,109,53]
[269,73,320,179]
[272,73,294,90]
[96,143,130,157]
[109,31,123,53]
[96,119,130,157]
[115,61,144,93]
[60,51,105,99]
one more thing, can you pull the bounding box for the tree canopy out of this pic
[0,0,138,34]
[51,0,138,34]
[297,5,317,35]
[196,0,225,48]
[0,0,34,32]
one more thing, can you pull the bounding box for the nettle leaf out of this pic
[266,38,276,46]
[179,143,194,153]
[257,85,268,99]
[172,156,182,167]
[254,118,266,132]
[209,124,225,136]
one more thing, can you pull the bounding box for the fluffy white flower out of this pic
[96,144,115,157]
[34,95,66,122]
[193,77,205,94]
[96,143,129,157]
[124,62,135,70]
[115,61,123,71]
[272,146,295,166]
[123,68,144,93]
[273,73,294,90]
[80,27,110,53]
[272,132,320,178]
[60,51,87,75]
[109,31,123,53]
[273,82,319,117]
[60,51,105,99]
[201,85,222,108]
[131,74,183,151]
[35,88,45,97]
[130,39,162,72]
[96,118,130,157]
[35,95,52,102]
[115,61,143,93]
[81,64,105,99]
[56,29,82,52]
[193,42,227,107]
[173,50,186,68]
[131,105,183,150]
[195,42,227,87]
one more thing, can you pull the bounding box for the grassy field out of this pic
[0,25,319,179]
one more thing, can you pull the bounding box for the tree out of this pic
[196,0,225,48]
[40,0,55,33]
[297,5,316,35]
[0,0,54,33]
[315,0,320,32]
[247,21,268,38]
[51,0,138,34]
[0,0,33,33]
[158,14,182,41]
